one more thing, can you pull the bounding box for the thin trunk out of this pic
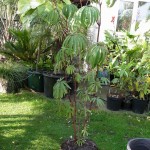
[36,40,42,72]
[73,75,77,141]
[97,1,102,42]
[83,101,93,129]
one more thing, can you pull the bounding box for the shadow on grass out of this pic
[0,91,72,150]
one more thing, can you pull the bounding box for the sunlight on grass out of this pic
[2,129,26,138]
[30,135,60,150]
[0,90,150,150]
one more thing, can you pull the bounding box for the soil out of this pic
[61,139,99,150]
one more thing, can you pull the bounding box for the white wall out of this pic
[89,0,120,42]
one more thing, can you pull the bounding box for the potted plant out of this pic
[51,2,110,149]
[4,27,55,92]
[105,32,127,111]
[131,62,150,114]
[2,29,44,91]
[125,32,150,114]
[105,30,150,112]
[17,0,116,148]
[17,0,72,95]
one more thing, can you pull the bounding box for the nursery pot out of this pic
[132,99,147,114]
[27,71,44,92]
[107,96,123,111]
[121,99,132,111]
[127,138,150,150]
[43,73,64,98]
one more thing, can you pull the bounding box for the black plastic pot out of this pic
[43,73,64,98]
[127,138,150,150]
[122,99,132,111]
[107,96,123,111]
[132,99,148,114]
[27,71,44,92]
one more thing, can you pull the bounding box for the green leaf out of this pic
[63,0,71,4]
[62,4,78,19]
[18,0,31,14]
[77,6,100,27]
[86,42,107,68]
[112,78,119,84]
[75,73,82,83]
[53,78,71,99]
[66,65,75,75]
[18,0,46,14]
[90,97,104,108]
[82,127,89,137]
[100,77,110,85]
[63,33,88,54]
[106,0,117,7]
[87,79,101,94]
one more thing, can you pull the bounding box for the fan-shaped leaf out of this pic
[63,33,88,54]
[62,4,78,19]
[66,65,75,75]
[86,42,107,68]
[76,6,100,27]
[53,78,71,99]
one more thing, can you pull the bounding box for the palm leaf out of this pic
[62,4,78,19]
[76,6,100,28]
[86,42,107,68]
[63,33,88,55]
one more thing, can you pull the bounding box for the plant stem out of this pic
[36,40,41,72]
[97,1,102,42]
[73,75,78,141]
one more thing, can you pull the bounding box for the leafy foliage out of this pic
[53,78,71,99]
[86,42,107,68]
[0,61,28,92]
[105,31,150,99]
[63,33,88,54]
[62,4,78,19]
[17,0,108,145]
[4,29,37,63]
[77,6,100,28]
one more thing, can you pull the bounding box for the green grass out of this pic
[0,91,150,150]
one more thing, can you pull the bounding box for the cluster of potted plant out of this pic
[105,31,150,114]
[2,0,149,149]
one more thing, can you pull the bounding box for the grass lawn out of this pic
[0,90,150,150]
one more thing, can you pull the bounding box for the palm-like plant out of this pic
[17,0,116,148]
[53,4,109,147]
[4,29,38,63]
